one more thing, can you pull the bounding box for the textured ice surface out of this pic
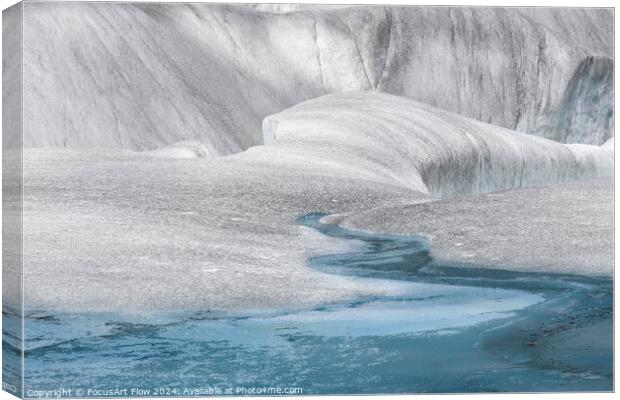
[11,3,614,314]
[20,3,613,152]
[21,148,420,313]
[330,179,613,277]
[262,92,613,198]
[141,141,213,158]
[20,92,613,313]
[541,56,613,145]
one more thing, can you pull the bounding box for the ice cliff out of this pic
[20,3,613,153]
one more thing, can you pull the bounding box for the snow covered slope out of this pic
[258,92,613,198]
[21,3,613,153]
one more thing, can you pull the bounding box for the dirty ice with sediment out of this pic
[5,3,614,316]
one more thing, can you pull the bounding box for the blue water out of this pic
[3,213,613,396]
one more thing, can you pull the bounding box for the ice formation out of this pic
[331,179,613,277]
[4,3,613,313]
[20,3,613,153]
[259,92,613,198]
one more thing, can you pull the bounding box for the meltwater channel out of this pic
[3,213,612,396]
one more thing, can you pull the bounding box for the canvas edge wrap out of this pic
[3,1,24,398]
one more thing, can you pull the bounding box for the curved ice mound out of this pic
[141,141,213,158]
[21,3,613,153]
[260,92,613,198]
[602,137,614,150]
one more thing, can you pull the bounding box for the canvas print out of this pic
[2,1,614,397]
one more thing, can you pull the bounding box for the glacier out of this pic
[4,4,614,394]
[325,178,613,277]
[2,3,613,314]
[18,2,613,155]
[18,91,613,313]
[259,92,612,198]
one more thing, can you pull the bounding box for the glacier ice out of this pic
[19,3,613,153]
[259,92,613,198]
[17,88,615,313]
[333,178,613,277]
[8,3,614,314]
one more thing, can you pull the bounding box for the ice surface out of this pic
[141,141,213,158]
[332,179,613,277]
[10,3,614,314]
[21,148,421,313]
[541,56,613,144]
[20,3,613,153]
[261,92,613,198]
[20,92,613,313]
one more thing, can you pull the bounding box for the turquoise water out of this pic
[3,213,613,396]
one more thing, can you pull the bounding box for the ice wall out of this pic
[259,92,613,198]
[20,3,613,153]
[380,7,613,145]
[540,56,613,144]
